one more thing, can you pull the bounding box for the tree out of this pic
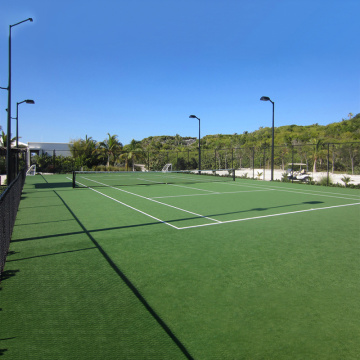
[98,133,123,167]
[0,131,17,147]
[121,139,145,171]
[69,135,98,169]
[310,138,325,172]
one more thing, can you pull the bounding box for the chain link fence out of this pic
[0,168,26,279]
[1,142,359,180]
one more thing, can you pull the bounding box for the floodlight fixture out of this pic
[189,115,201,171]
[260,96,275,180]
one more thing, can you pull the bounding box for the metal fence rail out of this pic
[0,169,26,279]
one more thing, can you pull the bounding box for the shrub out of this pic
[341,176,351,187]
[316,176,333,186]
[281,172,290,182]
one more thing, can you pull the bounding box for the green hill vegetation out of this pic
[138,113,360,151]
[27,114,360,175]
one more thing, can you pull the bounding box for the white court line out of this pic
[177,202,360,230]
[70,177,360,231]
[134,177,217,193]
[152,189,272,199]
[74,180,180,229]
[79,176,222,223]
[216,181,360,201]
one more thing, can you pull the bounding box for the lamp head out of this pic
[29,18,33,22]
[25,99,35,104]
[189,115,199,120]
[260,96,271,101]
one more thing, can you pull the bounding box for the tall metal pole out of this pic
[6,25,12,183]
[16,102,19,148]
[260,96,275,181]
[271,101,275,181]
[189,115,201,172]
[198,117,201,171]
[6,18,33,184]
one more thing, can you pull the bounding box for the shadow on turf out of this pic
[0,270,19,282]
[50,189,195,360]
[35,182,73,189]
[10,200,326,244]
[0,337,16,357]
[6,247,97,263]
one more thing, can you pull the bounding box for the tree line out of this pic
[25,113,360,174]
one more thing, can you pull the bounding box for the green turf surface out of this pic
[1,174,360,359]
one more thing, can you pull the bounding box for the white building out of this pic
[27,142,71,166]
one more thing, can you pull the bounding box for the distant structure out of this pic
[27,142,70,167]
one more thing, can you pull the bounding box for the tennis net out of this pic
[73,169,235,188]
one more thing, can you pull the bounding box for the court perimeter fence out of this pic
[0,168,26,279]
[4,142,358,178]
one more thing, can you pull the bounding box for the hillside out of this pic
[138,114,360,151]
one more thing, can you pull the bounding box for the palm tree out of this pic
[121,139,145,171]
[310,138,324,173]
[0,131,17,147]
[69,135,98,168]
[98,133,123,167]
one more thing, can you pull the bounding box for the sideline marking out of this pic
[217,181,360,201]
[71,177,360,231]
[177,202,360,229]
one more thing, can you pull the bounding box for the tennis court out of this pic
[1,173,360,359]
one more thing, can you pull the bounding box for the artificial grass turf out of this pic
[1,175,188,360]
[1,174,360,359]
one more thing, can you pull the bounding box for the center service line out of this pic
[80,176,222,223]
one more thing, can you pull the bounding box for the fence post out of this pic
[291,146,294,183]
[233,148,235,169]
[262,147,265,180]
[327,143,330,186]
[252,147,255,179]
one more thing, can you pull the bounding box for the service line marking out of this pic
[74,180,181,229]
[78,176,221,223]
[151,189,272,199]
[71,177,360,231]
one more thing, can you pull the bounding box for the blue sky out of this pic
[0,0,359,146]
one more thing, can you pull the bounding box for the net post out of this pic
[72,171,75,188]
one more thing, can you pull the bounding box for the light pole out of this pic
[189,115,201,171]
[6,17,33,184]
[15,100,35,148]
[15,100,35,173]
[260,96,275,181]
